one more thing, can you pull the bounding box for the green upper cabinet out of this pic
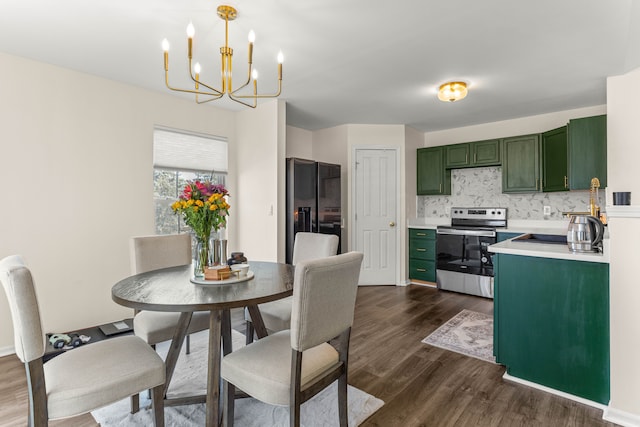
[502,134,540,193]
[472,139,501,166]
[445,139,501,169]
[445,143,470,168]
[568,115,607,190]
[417,146,451,195]
[542,126,568,192]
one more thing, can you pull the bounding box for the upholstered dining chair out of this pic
[0,255,165,427]
[222,251,363,427]
[130,233,210,353]
[245,232,339,344]
[130,233,211,411]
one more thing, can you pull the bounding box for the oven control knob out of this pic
[481,256,488,263]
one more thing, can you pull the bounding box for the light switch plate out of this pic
[543,206,551,215]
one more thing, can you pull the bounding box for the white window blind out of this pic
[153,128,228,173]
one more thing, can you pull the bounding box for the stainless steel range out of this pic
[436,207,507,298]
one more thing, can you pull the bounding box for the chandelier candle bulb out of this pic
[194,63,201,89]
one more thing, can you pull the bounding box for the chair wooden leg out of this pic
[151,384,165,427]
[245,320,254,345]
[338,373,348,427]
[186,334,191,354]
[222,380,235,427]
[25,359,47,427]
[290,350,303,427]
[130,393,140,414]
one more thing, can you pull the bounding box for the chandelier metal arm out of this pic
[161,4,283,108]
[231,80,282,99]
[164,74,224,99]
[186,58,224,97]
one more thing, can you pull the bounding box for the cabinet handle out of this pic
[416,248,427,252]
[417,268,427,272]
[439,183,442,193]
[416,232,426,236]
[564,176,568,188]
[474,153,477,163]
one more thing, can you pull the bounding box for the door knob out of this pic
[389,221,395,227]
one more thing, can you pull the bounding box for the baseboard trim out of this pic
[603,406,640,427]
[502,372,606,411]
[0,345,15,358]
[408,279,437,288]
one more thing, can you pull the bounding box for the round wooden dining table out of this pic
[111,261,294,427]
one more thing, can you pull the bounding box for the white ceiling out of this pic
[1,0,639,132]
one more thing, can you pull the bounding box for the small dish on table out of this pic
[230,263,250,277]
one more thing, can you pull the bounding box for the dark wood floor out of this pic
[0,285,616,426]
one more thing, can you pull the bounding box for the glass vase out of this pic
[194,235,210,279]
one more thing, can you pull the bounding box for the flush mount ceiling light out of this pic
[438,81,468,102]
[162,4,283,108]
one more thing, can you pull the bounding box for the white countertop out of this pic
[408,217,609,263]
[407,218,448,229]
[489,236,609,263]
[407,218,571,233]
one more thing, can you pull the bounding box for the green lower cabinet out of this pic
[408,228,436,283]
[494,254,609,404]
[409,259,436,282]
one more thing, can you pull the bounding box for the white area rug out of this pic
[421,309,495,363]
[92,330,384,426]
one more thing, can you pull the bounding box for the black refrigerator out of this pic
[286,158,341,264]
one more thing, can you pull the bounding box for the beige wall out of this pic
[404,126,423,219]
[0,52,288,353]
[234,100,285,263]
[424,105,607,147]
[312,125,349,251]
[605,66,640,423]
[285,125,313,159]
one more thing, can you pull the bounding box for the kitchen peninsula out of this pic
[489,234,610,406]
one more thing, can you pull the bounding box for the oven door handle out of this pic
[437,228,496,237]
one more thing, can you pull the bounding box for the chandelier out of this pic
[438,81,468,102]
[162,4,283,108]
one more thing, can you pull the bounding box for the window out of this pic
[153,127,228,235]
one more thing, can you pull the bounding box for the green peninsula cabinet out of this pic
[417,147,451,195]
[568,114,607,190]
[493,254,609,404]
[501,134,540,193]
[408,228,436,283]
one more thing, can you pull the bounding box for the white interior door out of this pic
[354,148,398,285]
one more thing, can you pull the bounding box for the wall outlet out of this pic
[543,206,551,216]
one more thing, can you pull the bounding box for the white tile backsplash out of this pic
[417,166,605,220]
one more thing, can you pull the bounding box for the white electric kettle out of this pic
[566,215,604,253]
